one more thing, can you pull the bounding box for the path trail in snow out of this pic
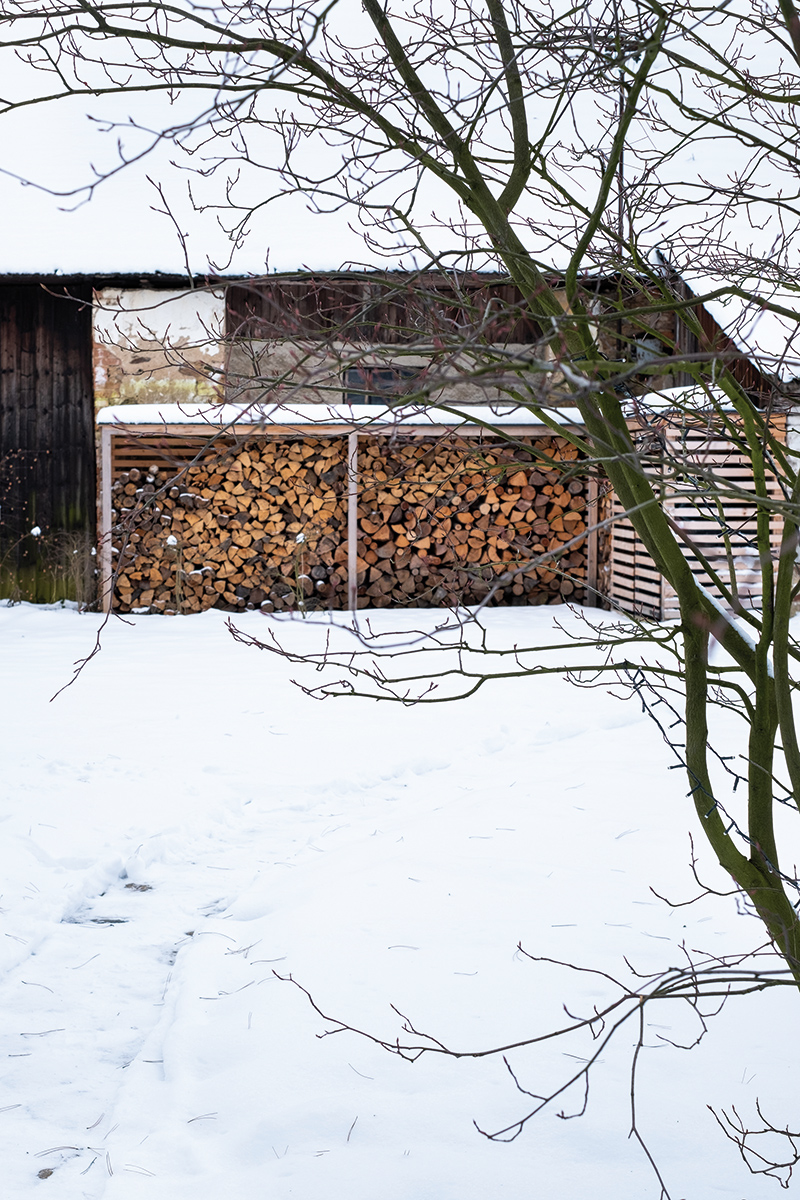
[0,604,795,1199]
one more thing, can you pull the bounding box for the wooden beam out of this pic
[96,421,571,439]
[100,425,113,613]
[347,431,358,612]
[586,476,598,607]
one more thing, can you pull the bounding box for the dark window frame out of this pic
[343,365,423,404]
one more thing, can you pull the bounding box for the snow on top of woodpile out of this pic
[96,401,584,428]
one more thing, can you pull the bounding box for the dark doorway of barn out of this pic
[0,284,95,603]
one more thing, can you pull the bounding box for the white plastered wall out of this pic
[93,288,227,408]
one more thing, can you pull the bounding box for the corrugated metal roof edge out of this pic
[0,268,667,289]
[0,272,228,288]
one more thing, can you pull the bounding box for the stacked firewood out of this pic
[111,438,347,613]
[356,435,586,607]
[110,432,587,613]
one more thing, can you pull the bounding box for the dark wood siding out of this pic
[227,273,771,399]
[227,276,545,345]
[673,280,771,400]
[0,284,94,601]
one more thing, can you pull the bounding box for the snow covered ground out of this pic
[0,602,796,1199]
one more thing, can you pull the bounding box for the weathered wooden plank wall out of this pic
[0,284,95,601]
[226,276,546,344]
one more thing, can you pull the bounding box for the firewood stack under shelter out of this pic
[110,436,348,613]
[355,435,587,608]
[99,406,595,614]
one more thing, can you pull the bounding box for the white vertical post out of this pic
[586,476,598,607]
[100,425,113,613]
[347,430,358,612]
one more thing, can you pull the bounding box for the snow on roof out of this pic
[98,386,773,432]
[630,385,735,412]
[631,383,795,412]
[96,401,584,429]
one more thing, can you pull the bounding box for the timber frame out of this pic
[98,407,594,615]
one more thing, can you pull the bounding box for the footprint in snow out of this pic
[407,756,449,775]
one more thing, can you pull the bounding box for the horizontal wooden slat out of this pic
[610,417,785,618]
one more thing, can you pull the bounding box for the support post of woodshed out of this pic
[347,431,359,612]
[586,476,598,607]
[100,425,113,614]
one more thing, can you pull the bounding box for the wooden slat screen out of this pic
[608,417,786,620]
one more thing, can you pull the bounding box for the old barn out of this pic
[0,271,781,613]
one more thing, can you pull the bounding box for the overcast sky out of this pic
[0,96,369,277]
[0,4,794,370]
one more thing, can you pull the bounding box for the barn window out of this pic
[343,365,423,404]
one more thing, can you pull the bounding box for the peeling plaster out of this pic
[92,287,227,408]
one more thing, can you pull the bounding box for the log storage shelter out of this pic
[0,270,782,613]
[97,271,756,618]
[98,404,595,614]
